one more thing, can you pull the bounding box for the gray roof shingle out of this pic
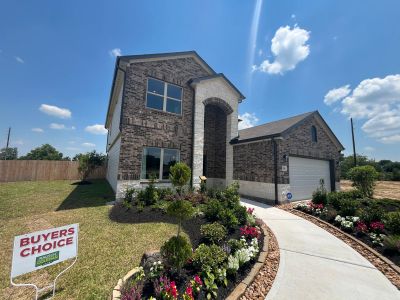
[236,111,316,142]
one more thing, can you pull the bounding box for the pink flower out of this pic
[240,225,260,239]
[370,221,385,233]
[355,221,368,233]
[247,207,255,215]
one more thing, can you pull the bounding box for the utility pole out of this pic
[350,118,357,167]
[5,127,11,160]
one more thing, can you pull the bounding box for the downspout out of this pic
[273,138,279,205]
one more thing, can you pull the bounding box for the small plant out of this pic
[384,211,400,234]
[233,205,248,225]
[240,226,261,239]
[359,204,384,225]
[167,200,195,236]
[383,235,400,253]
[369,221,385,233]
[137,177,159,206]
[338,199,359,216]
[218,209,239,230]
[148,261,164,279]
[156,276,179,300]
[348,165,379,198]
[312,180,327,205]
[200,222,227,244]
[182,284,194,300]
[369,232,386,247]
[161,236,192,272]
[355,221,368,235]
[190,275,203,294]
[169,162,191,195]
[158,187,174,201]
[227,238,246,253]
[202,269,218,300]
[214,267,228,287]
[192,244,227,273]
[227,255,240,274]
[204,199,224,221]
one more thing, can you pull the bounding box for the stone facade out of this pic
[118,57,209,181]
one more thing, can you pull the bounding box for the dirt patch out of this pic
[341,180,400,200]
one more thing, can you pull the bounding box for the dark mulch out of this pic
[110,204,264,299]
[71,180,92,185]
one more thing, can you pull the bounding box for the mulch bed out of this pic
[110,204,271,299]
[241,225,280,300]
[279,203,400,289]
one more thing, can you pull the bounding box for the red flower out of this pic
[247,207,255,215]
[370,221,385,233]
[194,275,202,286]
[355,221,368,233]
[240,225,260,239]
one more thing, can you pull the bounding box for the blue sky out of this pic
[1,0,399,160]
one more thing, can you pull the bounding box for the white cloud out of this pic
[50,123,66,130]
[82,142,96,147]
[15,56,24,63]
[253,25,310,75]
[109,48,122,57]
[49,123,75,130]
[39,104,71,119]
[364,146,375,152]
[327,74,400,144]
[239,112,259,130]
[324,85,351,105]
[31,128,44,133]
[85,124,107,135]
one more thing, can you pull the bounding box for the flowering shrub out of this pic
[182,285,194,300]
[157,276,178,300]
[369,233,386,247]
[334,215,359,231]
[370,221,385,233]
[240,226,261,239]
[190,275,203,294]
[148,261,164,279]
[355,221,368,234]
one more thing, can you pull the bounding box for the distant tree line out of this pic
[0,144,106,163]
[340,154,400,181]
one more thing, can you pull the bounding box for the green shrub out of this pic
[136,179,159,206]
[359,204,384,225]
[327,190,364,210]
[200,222,227,244]
[383,235,400,253]
[385,211,400,234]
[204,199,224,221]
[320,208,338,222]
[161,236,192,271]
[233,205,248,225]
[338,199,360,216]
[227,239,245,253]
[312,185,327,205]
[348,165,379,198]
[157,187,174,200]
[167,200,195,236]
[169,162,191,195]
[192,244,227,272]
[218,209,239,230]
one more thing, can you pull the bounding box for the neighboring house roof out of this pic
[105,51,245,127]
[232,111,344,150]
[190,73,245,102]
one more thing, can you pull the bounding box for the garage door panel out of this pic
[289,157,331,201]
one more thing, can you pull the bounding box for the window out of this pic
[311,126,318,142]
[141,147,180,180]
[146,78,182,114]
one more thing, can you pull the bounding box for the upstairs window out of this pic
[141,147,180,180]
[146,78,182,115]
[311,125,318,142]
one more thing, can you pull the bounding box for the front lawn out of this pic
[0,180,178,299]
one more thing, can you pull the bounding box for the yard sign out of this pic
[10,224,79,299]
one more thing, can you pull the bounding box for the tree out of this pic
[340,155,379,179]
[19,144,64,160]
[169,162,191,195]
[0,147,18,160]
[348,165,379,198]
[77,151,106,182]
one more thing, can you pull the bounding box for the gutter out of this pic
[273,138,279,205]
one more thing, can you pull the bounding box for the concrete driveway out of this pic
[241,198,400,300]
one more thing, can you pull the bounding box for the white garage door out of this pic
[289,156,331,201]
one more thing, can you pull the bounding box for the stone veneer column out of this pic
[226,102,238,186]
[192,97,205,188]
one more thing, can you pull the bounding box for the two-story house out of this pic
[105,51,344,203]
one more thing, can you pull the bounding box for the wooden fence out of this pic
[0,160,106,182]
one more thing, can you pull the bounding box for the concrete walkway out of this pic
[241,199,400,300]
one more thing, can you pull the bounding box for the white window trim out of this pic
[141,147,180,180]
[146,78,182,115]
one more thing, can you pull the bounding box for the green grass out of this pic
[0,180,178,299]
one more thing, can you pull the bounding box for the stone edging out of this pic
[112,267,142,299]
[112,222,280,300]
[281,206,400,289]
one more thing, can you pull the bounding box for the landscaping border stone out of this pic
[279,204,400,289]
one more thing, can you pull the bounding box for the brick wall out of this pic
[118,57,209,180]
[233,114,341,185]
[204,104,226,178]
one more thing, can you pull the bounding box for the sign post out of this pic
[10,224,79,299]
